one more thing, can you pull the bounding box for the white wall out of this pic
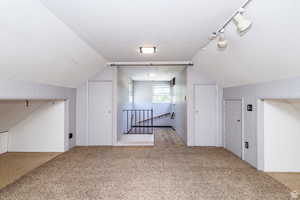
[117,69,133,138]
[0,80,76,150]
[187,61,223,147]
[224,77,300,168]
[172,70,188,143]
[76,82,88,146]
[263,100,300,172]
[0,100,57,154]
[76,67,117,145]
[8,101,65,152]
[0,100,47,132]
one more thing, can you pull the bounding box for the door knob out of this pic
[237,120,241,122]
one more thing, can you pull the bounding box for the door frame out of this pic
[87,80,114,146]
[193,84,219,146]
[223,98,245,160]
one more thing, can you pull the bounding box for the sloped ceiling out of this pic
[40,0,245,61]
[192,0,300,88]
[1,0,299,88]
[0,1,107,88]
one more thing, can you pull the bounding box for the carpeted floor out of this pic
[268,173,300,195]
[0,129,294,200]
[0,152,61,189]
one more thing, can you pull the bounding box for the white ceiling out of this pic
[1,0,300,88]
[192,0,300,88]
[0,1,107,88]
[119,67,185,81]
[40,0,245,62]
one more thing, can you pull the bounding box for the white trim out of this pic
[241,98,245,160]
[257,98,265,171]
[86,81,89,146]
[112,68,118,146]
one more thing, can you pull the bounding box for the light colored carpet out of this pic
[0,129,294,199]
[0,152,61,189]
[268,173,300,195]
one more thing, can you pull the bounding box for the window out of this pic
[152,83,171,103]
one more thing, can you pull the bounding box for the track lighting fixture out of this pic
[232,9,252,34]
[217,29,228,49]
[200,0,252,51]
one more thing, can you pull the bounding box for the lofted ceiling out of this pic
[40,0,245,62]
[0,1,107,88]
[1,0,299,88]
[192,0,300,88]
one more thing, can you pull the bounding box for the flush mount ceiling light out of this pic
[139,46,157,54]
[232,9,252,34]
[217,29,228,49]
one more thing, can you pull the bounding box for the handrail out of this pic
[123,109,153,134]
[137,112,171,123]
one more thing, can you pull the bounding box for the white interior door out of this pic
[225,100,242,158]
[194,85,217,146]
[88,81,112,146]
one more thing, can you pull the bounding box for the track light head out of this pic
[210,32,218,40]
[233,12,252,34]
[217,30,228,49]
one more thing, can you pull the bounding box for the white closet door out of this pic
[88,81,112,146]
[194,85,217,146]
[225,100,243,158]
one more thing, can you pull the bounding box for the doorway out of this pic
[194,85,218,146]
[88,81,113,146]
[116,66,187,146]
[224,99,243,158]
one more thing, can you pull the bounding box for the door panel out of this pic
[88,82,112,146]
[225,100,242,158]
[194,85,217,146]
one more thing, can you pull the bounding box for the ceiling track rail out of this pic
[200,0,252,50]
[108,62,193,67]
[216,0,252,34]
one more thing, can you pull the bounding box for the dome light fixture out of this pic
[217,29,228,49]
[139,46,157,54]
